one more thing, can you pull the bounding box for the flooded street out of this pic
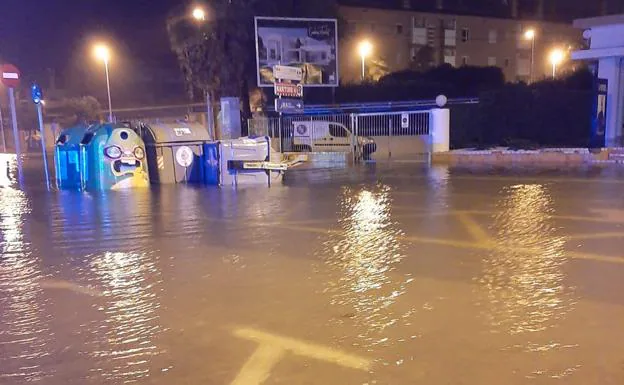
[2,161,624,384]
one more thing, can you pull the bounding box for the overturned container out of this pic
[218,136,272,186]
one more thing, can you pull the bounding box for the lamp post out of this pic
[358,40,373,81]
[168,5,214,138]
[524,29,536,82]
[549,48,564,79]
[192,6,206,21]
[192,6,215,138]
[94,44,113,122]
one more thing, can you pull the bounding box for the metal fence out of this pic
[111,103,209,126]
[354,111,429,137]
[248,110,432,161]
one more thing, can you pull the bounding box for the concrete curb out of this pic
[433,148,617,165]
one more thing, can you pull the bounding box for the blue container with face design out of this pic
[55,123,150,191]
[55,124,89,190]
[74,123,150,190]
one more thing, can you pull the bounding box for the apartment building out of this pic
[338,5,584,83]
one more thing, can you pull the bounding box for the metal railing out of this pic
[354,111,430,137]
[248,110,432,161]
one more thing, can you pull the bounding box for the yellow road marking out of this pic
[260,222,624,265]
[456,213,492,244]
[230,327,371,385]
[399,234,624,264]
[230,344,285,385]
[39,279,103,297]
[233,327,371,371]
[389,174,624,185]
[462,210,622,224]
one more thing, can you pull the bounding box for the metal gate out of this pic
[353,111,430,161]
[248,110,432,162]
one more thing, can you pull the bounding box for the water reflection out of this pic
[477,184,572,335]
[88,250,167,383]
[323,185,412,347]
[0,186,52,382]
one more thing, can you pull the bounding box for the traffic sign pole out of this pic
[0,103,6,152]
[8,88,21,163]
[273,64,305,152]
[2,64,23,179]
[36,103,51,190]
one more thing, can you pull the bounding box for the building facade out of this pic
[338,5,584,83]
[572,14,624,147]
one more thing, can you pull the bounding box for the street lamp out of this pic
[187,6,215,138]
[358,40,373,81]
[94,44,113,122]
[549,48,565,79]
[192,6,206,21]
[524,29,536,82]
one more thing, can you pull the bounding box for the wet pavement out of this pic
[2,158,624,384]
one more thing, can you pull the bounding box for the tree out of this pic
[50,96,103,128]
[409,46,435,72]
[167,0,339,116]
[366,57,390,82]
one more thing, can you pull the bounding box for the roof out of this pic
[338,0,511,20]
[573,14,624,29]
[338,0,603,23]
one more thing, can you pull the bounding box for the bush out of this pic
[48,96,103,128]
[451,77,593,149]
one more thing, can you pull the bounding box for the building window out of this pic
[461,28,470,42]
[413,16,426,28]
[462,56,469,66]
[488,29,497,44]
[445,29,456,47]
[444,48,456,57]
[444,19,456,30]
[396,24,404,35]
[413,27,427,45]
[444,48,456,66]
[488,57,497,66]
[346,22,356,35]
[517,58,530,76]
[504,58,510,67]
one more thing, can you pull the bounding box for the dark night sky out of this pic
[0,0,180,85]
[0,0,611,96]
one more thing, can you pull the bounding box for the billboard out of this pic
[254,17,339,87]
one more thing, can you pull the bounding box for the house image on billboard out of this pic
[261,32,333,66]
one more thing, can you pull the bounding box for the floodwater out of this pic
[2,158,624,385]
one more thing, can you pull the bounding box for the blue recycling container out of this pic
[81,123,150,190]
[203,142,220,185]
[55,125,88,190]
[55,123,150,191]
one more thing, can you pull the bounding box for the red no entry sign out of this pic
[1,64,21,88]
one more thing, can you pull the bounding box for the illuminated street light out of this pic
[358,40,373,81]
[192,6,206,21]
[189,6,215,138]
[524,29,536,83]
[549,48,565,79]
[93,44,113,122]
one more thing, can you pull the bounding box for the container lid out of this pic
[142,122,210,144]
[55,124,91,146]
